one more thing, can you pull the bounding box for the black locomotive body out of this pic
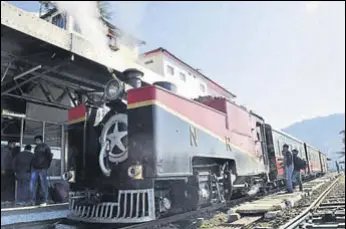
[65,77,328,224]
[66,83,271,223]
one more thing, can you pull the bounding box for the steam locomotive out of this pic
[64,69,328,224]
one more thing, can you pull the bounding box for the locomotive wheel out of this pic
[185,173,199,211]
[222,162,234,201]
[223,169,234,201]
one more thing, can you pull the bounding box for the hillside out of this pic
[282,113,345,168]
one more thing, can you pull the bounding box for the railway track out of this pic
[279,174,345,229]
[53,187,284,229]
[171,173,340,229]
[3,174,340,229]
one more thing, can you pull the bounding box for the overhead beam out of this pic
[2,93,72,110]
[38,82,54,103]
[1,61,12,84]
[1,60,70,95]
[13,65,42,81]
[55,89,68,103]
[12,57,106,89]
[67,90,78,107]
[41,75,95,92]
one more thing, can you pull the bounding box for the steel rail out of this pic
[120,187,285,229]
[279,175,341,229]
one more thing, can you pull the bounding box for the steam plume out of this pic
[52,1,110,54]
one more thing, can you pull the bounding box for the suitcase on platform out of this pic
[48,181,69,203]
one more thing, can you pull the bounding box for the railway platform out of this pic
[1,203,68,227]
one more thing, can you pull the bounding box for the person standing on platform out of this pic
[12,144,34,206]
[336,161,340,174]
[292,149,305,192]
[30,135,53,206]
[1,140,16,203]
[282,144,294,193]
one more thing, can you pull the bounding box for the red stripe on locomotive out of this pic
[128,86,261,157]
[68,104,87,122]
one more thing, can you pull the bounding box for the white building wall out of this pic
[138,53,165,77]
[138,52,229,100]
[160,55,207,99]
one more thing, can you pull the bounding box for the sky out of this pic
[9,1,346,128]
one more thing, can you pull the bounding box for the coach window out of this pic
[277,140,282,156]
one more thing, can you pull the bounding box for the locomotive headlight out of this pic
[128,164,143,180]
[104,78,124,100]
[62,170,76,183]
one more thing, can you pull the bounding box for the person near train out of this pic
[282,144,294,193]
[12,144,34,206]
[292,149,306,192]
[1,140,16,203]
[336,161,340,174]
[30,135,53,206]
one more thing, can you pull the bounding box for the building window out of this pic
[145,60,154,65]
[200,83,206,93]
[167,65,174,75]
[179,72,186,81]
[51,13,66,29]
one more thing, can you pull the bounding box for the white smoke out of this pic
[247,184,261,196]
[52,1,149,62]
[108,1,149,40]
[52,1,111,55]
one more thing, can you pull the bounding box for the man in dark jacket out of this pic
[336,161,340,174]
[282,144,293,193]
[292,149,305,192]
[12,144,34,205]
[30,135,53,206]
[1,140,16,202]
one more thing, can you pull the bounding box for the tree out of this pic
[97,1,113,21]
[38,1,114,33]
